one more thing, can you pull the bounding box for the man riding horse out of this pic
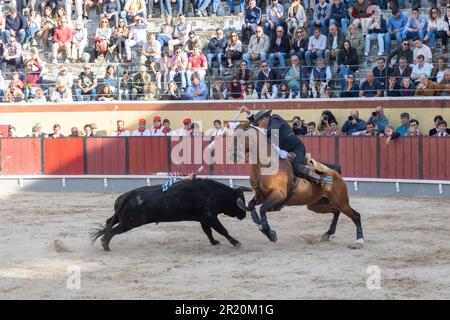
[240,106,324,186]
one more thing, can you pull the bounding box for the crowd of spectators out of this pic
[3,106,449,138]
[0,0,449,102]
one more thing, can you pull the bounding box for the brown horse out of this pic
[231,123,364,247]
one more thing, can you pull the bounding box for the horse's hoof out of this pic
[269,230,278,242]
[233,241,241,248]
[347,239,364,249]
[211,240,221,246]
[321,233,330,242]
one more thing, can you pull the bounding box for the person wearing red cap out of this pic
[111,120,130,136]
[132,118,151,136]
[178,118,193,136]
[161,119,175,136]
[151,116,163,136]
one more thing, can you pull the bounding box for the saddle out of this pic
[287,152,330,175]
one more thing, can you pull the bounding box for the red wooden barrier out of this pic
[170,136,211,175]
[44,138,84,174]
[0,125,10,137]
[339,136,377,178]
[0,138,41,175]
[212,136,251,175]
[128,137,169,174]
[379,137,420,179]
[423,137,449,180]
[86,137,126,174]
[301,136,336,165]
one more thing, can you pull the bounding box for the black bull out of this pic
[90,179,250,251]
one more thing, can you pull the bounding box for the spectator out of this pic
[345,24,364,55]
[131,65,152,100]
[131,118,151,136]
[292,116,307,136]
[169,46,188,91]
[54,6,71,26]
[29,124,47,138]
[309,58,332,87]
[430,116,450,136]
[329,0,349,36]
[413,38,432,63]
[98,85,116,101]
[52,19,72,63]
[362,123,376,136]
[3,7,26,45]
[75,64,98,101]
[84,0,104,20]
[290,27,308,63]
[90,123,100,136]
[147,0,164,19]
[186,45,208,87]
[443,5,450,53]
[168,14,191,55]
[255,60,279,97]
[25,8,41,48]
[164,80,183,100]
[365,13,387,56]
[359,71,382,97]
[306,121,319,136]
[423,7,447,54]
[399,78,416,97]
[95,18,113,62]
[286,0,306,36]
[165,0,183,18]
[162,119,175,136]
[372,57,392,90]
[340,73,360,97]
[151,116,164,135]
[260,81,278,99]
[387,75,401,96]
[310,0,331,37]
[186,73,207,100]
[395,112,410,136]
[178,118,193,136]
[367,106,389,135]
[431,57,448,84]
[51,81,73,102]
[112,120,131,136]
[434,120,449,137]
[156,15,174,49]
[226,77,244,100]
[207,28,227,76]
[392,56,413,84]
[403,6,427,41]
[71,19,88,63]
[309,79,326,98]
[437,68,450,96]
[277,81,293,98]
[351,0,375,36]
[211,78,226,100]
[285,54,301,94]
[141,33,162,74]
[48,123,64,138]
[55,65,74,90]
[121,0,147,21]
[208,119,225,137]
[243,83,258,99]
[4,72,25,102]
[109,18,129,62]
[318,110,337,132]
[142,81,160,100]
[385,7,408,54]
[324,120,343,136]
[411,54,433,82]
[124,15,148,62]
[120,69,132,100]
[242,0,261,43]
[268,26,290,69]
[68,127,81,137]
[35,6,55,47]
[325,24,344,67]
[305,27,327,67]
[101,0,121,27]
[8,126,18,138]
[407,119,426,136]
[102,65,118,94]
[32,88,47,102]
[264,0,285,37]
[341,109,367,135]
[225,32,242,69]
[414,73,438,96]
[236,60,253,87]
[338,40,359,89]
[84,124,94,137]
[183,31,202,57]
[243,26,269,68]
[1,35,22,74]
[387,40,414,66]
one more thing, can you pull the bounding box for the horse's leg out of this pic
[259,198,279,242]
[200,222,220,245]
[248,197,261,225]
[340,205,364,244]
[322,210,341,241]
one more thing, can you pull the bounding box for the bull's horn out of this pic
[234,185,253,192]
[236,198,249,212]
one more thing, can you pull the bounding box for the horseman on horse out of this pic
[240,106,325,187]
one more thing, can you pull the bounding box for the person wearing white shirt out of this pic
[413,38,432,63]
[178,118,193,136]
[305,27,327,66]
[411,54,433,82]
[131,118,151,136]
[150,116,164,136]
[209,120,227,137]
[112,120,131,136]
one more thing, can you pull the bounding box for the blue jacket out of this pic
[186,82,207,100]
[245,7,262,25]
[367,116,389,135]
[395,125,409,136]
[330,2,348,21]
[387,13,408,33]
[341,118,367,135]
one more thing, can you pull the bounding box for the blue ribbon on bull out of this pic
[162,177,183,192]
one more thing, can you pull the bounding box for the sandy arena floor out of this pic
[0,190,449,300]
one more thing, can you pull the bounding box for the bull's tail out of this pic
[89,224,107,244]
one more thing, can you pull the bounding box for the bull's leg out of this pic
[200,222,220,246]
[205,216,241,247]
[248,198,261,225]
[259,198,278,243]
[102,222,136,251]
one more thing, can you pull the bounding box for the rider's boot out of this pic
[296,166,326,188]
